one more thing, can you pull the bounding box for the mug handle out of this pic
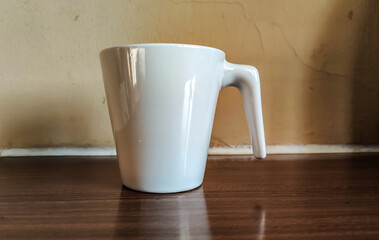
[222,61,266,158]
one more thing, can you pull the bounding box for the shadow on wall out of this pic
[352,1,379,144]
[303,0,379,144]
[0,92,92,148]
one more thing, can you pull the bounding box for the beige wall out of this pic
[0,0,378,148]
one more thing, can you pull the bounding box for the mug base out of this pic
[122,181,203,194]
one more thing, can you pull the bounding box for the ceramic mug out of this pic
[100,43,266,193]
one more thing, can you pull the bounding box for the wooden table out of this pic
[0,154,378,239]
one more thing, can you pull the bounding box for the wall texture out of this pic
[0,0,378,148]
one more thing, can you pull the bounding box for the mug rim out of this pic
[100,43,225,56]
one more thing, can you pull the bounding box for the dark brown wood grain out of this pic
[0,153,379,239]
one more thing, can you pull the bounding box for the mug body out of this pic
[100,44,225,193]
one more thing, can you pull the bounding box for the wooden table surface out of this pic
[0,153,378,239]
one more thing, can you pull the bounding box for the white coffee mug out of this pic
[100,43,266,193]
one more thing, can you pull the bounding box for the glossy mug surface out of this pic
[100,43,266,193]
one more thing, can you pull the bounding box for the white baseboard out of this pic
[1,145,378,157]
[209,145,379,155]
[0,147,117,157]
